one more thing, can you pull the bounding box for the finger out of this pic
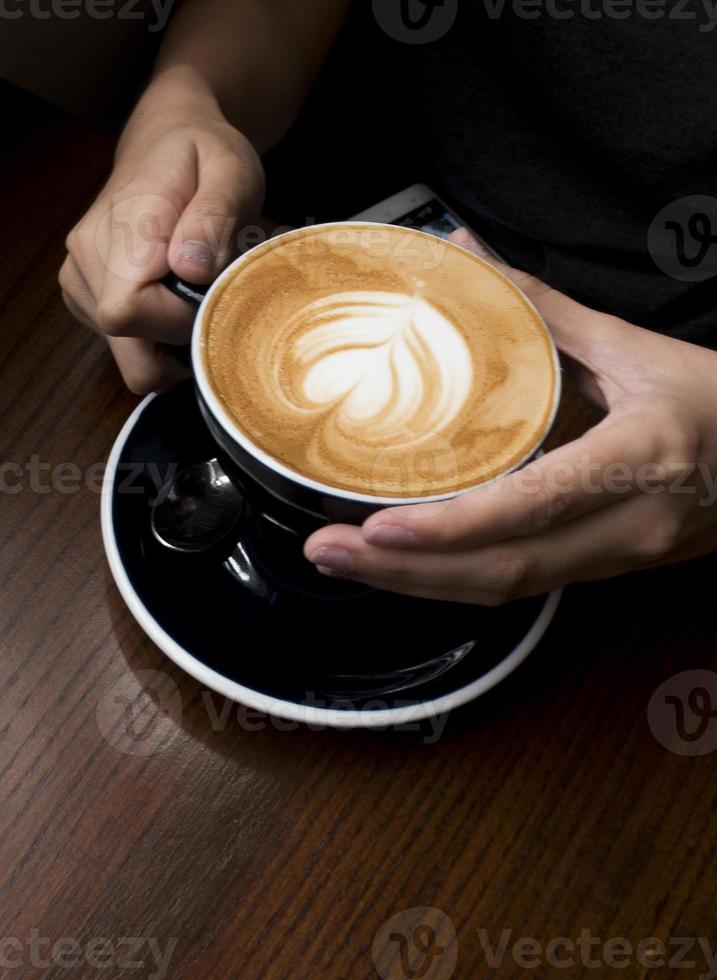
[305,525,514,603]
[168,152,264,283]
[361,410,665,552]
[59,254,96,327]
[106,337,190,395]
[477,491,695,595]
[61,288,95,330]
[95,187,197,344]
[447,227,539,297]
[308,494,679,605]
[306,521,559,604]
[60,252,188,392]
[97,281,196,345]
[448,226,556,307]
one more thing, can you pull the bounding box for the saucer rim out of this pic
[101,393,562,730]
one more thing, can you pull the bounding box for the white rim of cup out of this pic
[101,393,563,728]
[190,221,563,507]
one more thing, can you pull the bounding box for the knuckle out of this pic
[65,224,82,255]
[431,493,487,548]
[215,126,262,173]
[95,298,137,338]
[118,360,162,396]
[123,373,157,396]
[191,189,235,219]
[111,340,180,396]
[379,561,411,589]
[525,484,574,535]
[429,501,464,547]
[228,153,265,200]
[58,261,71,293]
[216,148,248,182]
[636,513,686,562]
[644,399,699,466]
[481,550,533,604]
[668,424,699,467]
[59,288,78,319]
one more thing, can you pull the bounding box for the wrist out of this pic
[146,63,222,115]
[116,66,231,166]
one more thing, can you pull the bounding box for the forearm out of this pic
[145,0,351,153]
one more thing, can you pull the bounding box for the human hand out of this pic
[59,71,265,394]
[305,230,717,604]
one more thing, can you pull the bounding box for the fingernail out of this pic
[309,547,354,573]
[315,565,349,579]
[365,524,415,548]
[179,240,213,267]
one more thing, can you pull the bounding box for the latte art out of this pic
[201,224,558,498]
[281,291,472,446]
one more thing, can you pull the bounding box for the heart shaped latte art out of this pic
[276,291,473,447]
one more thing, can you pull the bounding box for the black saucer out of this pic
[102,382,560,724]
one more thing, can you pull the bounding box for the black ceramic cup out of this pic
[167,222,561,526]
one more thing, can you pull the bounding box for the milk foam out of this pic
[285,291,472,445]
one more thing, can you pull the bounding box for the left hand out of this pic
[304,230,717,604]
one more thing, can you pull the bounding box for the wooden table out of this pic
[2,82,716,980]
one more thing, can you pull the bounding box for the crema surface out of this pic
[202,225,557,498]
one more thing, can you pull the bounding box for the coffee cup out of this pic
[168,221,561,525]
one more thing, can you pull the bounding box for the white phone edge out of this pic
[351,183,505,262]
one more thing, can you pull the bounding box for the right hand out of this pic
[60,90,265,394]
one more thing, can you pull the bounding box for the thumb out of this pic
[168,154,262,284]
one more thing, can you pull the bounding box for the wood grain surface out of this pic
[1,82,716,980]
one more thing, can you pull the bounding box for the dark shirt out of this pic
[265,0,717,349]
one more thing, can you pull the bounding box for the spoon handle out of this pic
[162,274,209,307]
[160,274,209,368]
